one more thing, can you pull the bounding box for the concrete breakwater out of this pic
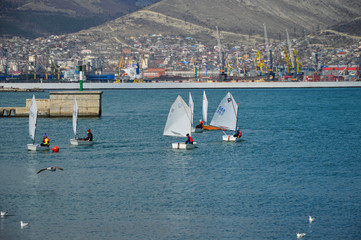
[1,81,361,90]
[0,91,102,117]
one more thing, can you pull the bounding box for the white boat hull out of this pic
[27,144,50,151]
[222,135,242,142]
[70,139,94,146]
[172,142,196,150]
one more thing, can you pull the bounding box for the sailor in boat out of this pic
[233,129,242,138]
[81,129,93,141]
[195,119,204,130]
[185,133,193,144]
[40,133,50,147]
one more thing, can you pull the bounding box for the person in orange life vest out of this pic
[82,129,93,141]
[195,119,204,129]
[41,133,50,146]
[185,133,193,144]
[233,129,242,138]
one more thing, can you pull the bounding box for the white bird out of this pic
[37,166,64,174]
[20,221,29,228]
[1,211,8,216]
[296,233,306,238]
[309,215,316,223]
[297,233,306,238]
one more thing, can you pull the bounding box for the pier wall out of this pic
[1,81,361,90]
[0,91,102,117]
[50,91,102,117]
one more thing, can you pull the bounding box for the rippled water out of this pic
[1,88,361,239]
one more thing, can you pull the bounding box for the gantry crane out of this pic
[255,51,266,75]
[293,49,304,74]
[304,30,316,70]
[286,29,294,67]
[284,47,293,75]
[0,47,8,75]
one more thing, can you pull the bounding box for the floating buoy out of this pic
[52,146,59,152]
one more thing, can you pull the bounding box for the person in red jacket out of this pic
[233,129,242,138]
[185,133,193,144]
[195,119,204,129]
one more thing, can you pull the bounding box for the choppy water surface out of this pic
[1,88,361,239]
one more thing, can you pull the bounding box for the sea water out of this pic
[0,88,361,240]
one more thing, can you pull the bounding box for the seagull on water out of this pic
[37,166,64,174]
[20,221,29,228]
[309,215,316,223]
[1,211,8,216]
[297,232,306,238]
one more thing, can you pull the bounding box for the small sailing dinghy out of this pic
[209,92,241,142]
[163,95,196,149]
[70,98,94,146]
[195,90,208,133]
[27,95,50,151]
[189,92,195,133]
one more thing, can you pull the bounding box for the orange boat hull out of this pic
[202,125,225,131]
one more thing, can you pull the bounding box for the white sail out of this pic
[202,90,208,124]
[163,95,192,137]
[28,95,38,143]
[189,92,194,126]
[210,92,238,131]
[72,98,78,138]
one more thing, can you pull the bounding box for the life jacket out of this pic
[200,120,204,127]
[188,136,193,143]
[44,137,50,145]
[237,130,242,137]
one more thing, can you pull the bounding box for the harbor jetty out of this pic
[1,81,361,90]
[0,91,102,117]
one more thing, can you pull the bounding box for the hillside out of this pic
[73,0,361,47]
[0,0,160,38]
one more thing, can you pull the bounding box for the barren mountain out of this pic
[74,0,361,47]
[0,0,160,38]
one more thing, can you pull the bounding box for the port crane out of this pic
[236,51,248,77]
[0,47,8,75]
[292,49,304,75]
[304,30,316,70]
[283,47,293,75]
[286,29,294,67]
[263,23,275,80]
[216,26,227,81]
[255,51,266,75]
[50,58,61,80]
[263,23,270,62]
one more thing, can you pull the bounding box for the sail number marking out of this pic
[216,106,226,116]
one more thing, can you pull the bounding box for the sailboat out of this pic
[27,95,50,151]
[163,95,196,149]
[209,92,241,142]
[189,92,195,132]
[203,91,225,131]
[203,90,208,125]
[195,90,208,133]
[70,98,94,146]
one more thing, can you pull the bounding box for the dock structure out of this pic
[1,81,361,90]
[0,91,102,117]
